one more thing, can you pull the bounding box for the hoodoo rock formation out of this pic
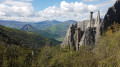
[61,0,120,51]
[61,11,101,51]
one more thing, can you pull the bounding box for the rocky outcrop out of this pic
[61,11,101,51]
[101,0,120,31]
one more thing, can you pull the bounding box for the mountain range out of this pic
[0,20,77,41]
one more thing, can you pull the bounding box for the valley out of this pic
[0,20,77,41]
[0,0,119,67]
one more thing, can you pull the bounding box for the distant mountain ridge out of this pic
[0,20,29,29]
[32,20,62,29]
[0,20,77,29]
[63,20,77,23]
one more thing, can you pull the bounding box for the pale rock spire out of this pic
[87,11,93,28]
[90,12,93,27]
[97,11,100,24]
[94,11,100,27]
[95,11,101,45]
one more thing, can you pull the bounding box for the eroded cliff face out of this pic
[101,0,120,31]
[61,11,101,51]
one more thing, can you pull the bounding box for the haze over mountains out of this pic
[0,20,77,41]
[0,20,76,29]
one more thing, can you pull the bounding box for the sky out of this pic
[0,0,116,22]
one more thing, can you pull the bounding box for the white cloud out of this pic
[36,1,98,21]
[0,0,104,22]
[0,0,34,17]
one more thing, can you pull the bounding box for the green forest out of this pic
[0,23,120,67]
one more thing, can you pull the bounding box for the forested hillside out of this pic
[0,25,61,48]
[21,24,60,39]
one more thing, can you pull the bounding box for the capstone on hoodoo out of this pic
[61,11,101,51]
